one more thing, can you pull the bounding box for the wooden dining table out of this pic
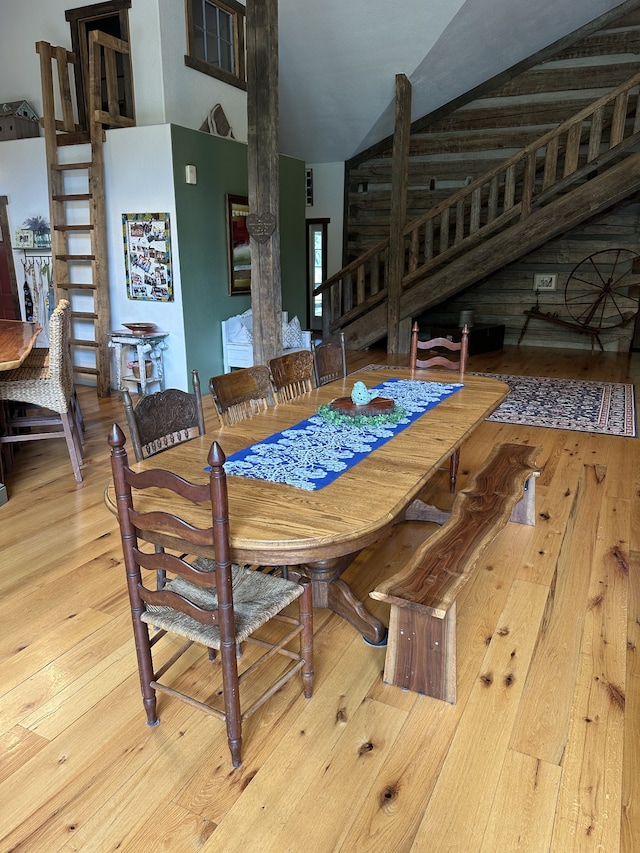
[0,319,42,371]
[105,368,509,643]
[0,320,42,503]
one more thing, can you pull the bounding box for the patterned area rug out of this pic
[356,366,637,437]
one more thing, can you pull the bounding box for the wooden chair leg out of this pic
[61,411,83,482]
[299,576,314,698]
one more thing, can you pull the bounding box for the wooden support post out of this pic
[246,0,282,367]
[387,74,411,355]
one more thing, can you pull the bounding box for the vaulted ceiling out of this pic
[277,0,631,164]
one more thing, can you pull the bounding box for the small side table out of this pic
[108,330,169,395]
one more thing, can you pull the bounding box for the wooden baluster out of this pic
[439,208,449,254]
[504,164,515,210]
[470,186,482,234]
[542,135,559,190]
[424,218,434,262]
[610,90,628,147]
[563,122,582,177]
[455,198,465,244]
[487,175,499,222]
[588,105,604,162]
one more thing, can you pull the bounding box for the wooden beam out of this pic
[386,74,411,354]
[246,0,282,366]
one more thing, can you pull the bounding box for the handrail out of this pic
[317,68,640,338]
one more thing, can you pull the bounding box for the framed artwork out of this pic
[227,194,251,295]
[533,272,557,292]
[122,212,173,302]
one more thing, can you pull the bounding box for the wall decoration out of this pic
[226,194,251,295]
[122,212,173,302]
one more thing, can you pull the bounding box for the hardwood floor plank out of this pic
[550,495,629,851]
[410,579,550,850]
[510,463,604,764]
[621,549,640,852]
[480,749,562,852]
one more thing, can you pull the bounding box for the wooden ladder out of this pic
[36,34,134,397]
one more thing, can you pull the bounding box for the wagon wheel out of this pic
[564,248,640,330]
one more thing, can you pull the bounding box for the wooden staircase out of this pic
[317,71,640,351]
[36,33,134,396]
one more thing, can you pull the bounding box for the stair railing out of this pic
[317,69,640,337]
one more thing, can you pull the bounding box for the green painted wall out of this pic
[171,125,306,385]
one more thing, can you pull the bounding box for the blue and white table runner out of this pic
[219,378,462,491]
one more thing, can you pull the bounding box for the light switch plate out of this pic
[185,164,197,185]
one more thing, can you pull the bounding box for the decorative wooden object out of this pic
[328,396,394,416]
[371,442,541,703]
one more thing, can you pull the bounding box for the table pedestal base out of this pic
[302,555,388,645]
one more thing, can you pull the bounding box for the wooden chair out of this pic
[209,365,272,425]
[122,369,205,462]
[312,331,347,386]
[410,321,470,492]
[0,299,84,482]
[268,350,315,402]
[108,424,314,768]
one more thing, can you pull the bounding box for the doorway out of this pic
[307,219,328,332]
[0,197,20,320]
[65,0,134,129]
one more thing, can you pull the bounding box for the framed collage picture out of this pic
[122,212,173,302]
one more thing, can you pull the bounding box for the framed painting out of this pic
[227,194,251,295]
[122,212,173,302]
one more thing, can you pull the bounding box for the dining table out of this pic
[0,319,42,504]
[105,368,509,644]
[0,319,42,370]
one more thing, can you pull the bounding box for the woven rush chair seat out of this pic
[142,558,305,646]
[410,321,469,493]
[269,349,314,402]
[108,425,314,768]
[122,368,205,462]
[0,299,84,482]
[312,331,347,387]
[209,365,271,426]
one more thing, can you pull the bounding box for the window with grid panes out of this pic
[185,0,246,90]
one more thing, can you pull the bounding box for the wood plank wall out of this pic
[345,8,640,350]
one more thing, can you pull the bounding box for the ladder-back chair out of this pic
[209,365,272,426]
[108,424,314,768]
[268,350,314,403]
[312,331,347,387]
[409,322,470,492]
[122,369,205,462]
[0,299,84,482]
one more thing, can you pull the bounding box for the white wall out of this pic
[156,0,248,139]
[0,0,247,139]
[104,124,187,391]
[0,125,188,389]
[305,161,345,276]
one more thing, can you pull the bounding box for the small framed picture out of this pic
[15,229,34,248]
[226,194,251,295]
[534,273,557,292]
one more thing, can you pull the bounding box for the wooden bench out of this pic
[370,443,541,703]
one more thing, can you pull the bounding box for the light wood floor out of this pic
[0,344,638,852]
